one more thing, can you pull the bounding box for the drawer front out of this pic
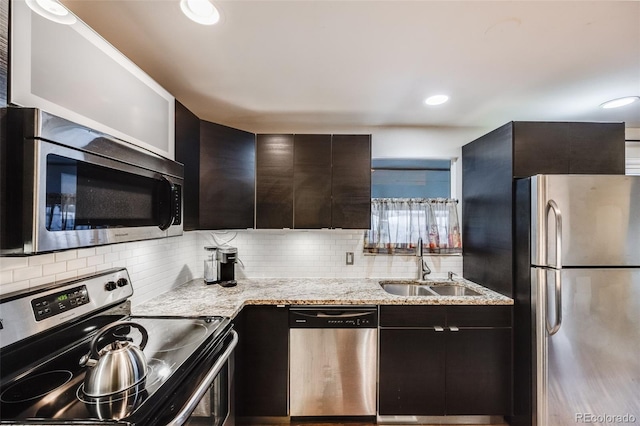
[379,305,446,327]
[446,306,512,327]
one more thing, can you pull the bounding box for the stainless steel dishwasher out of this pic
[289,306,378,417]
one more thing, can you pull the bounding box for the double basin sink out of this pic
[380,280,482,297]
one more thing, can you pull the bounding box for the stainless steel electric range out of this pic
[0,268,237,425]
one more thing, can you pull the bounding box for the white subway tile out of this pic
[55,250,77,262]
[56,270,78,281]
[28,253,55,267]
[87,255,105,267]
[76,248,96,258]
[66,258,87,271]
[30,275,56,287]
[77,266,97,276]
[13,265,42,281]
[95,245,112,255]
[43,262,67,276]
[0,257,29,271]
[0,280,29,295]
[0,270,12,284]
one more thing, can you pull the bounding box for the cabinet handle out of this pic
[449,326,459,332]
[434,326,445,332]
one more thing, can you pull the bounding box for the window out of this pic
[365,159,461,255]
[371,159,451,198]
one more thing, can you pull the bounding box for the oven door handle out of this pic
[166,330,238,426]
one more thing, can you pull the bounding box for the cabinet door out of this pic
[445,328,512,415]
[175,101,201,230]
[331,135,371,229]
[293,134,332,228]
[234,305,289,417]
[0,0,7,107]
[256,134,294,229]
[379,329,446,415]
[199,121,255,229]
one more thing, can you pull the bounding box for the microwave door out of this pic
[34,141,177,253]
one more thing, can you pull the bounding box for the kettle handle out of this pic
[89,321,149,359]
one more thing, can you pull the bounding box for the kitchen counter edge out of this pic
[132,277,513,318]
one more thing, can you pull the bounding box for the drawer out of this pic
[446,306,512,328]
[379,305,446,327]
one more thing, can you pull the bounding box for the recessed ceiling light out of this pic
[180,0,220,25]
[600,96,640,109]
[26,0,77,25]
[425,95,449,106]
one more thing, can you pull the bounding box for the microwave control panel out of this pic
[31,285,89,322]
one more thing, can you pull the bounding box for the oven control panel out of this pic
[31,285,90,321]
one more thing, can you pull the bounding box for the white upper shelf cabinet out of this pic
[10,0,175,159]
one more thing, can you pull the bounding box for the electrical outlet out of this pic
[345,252,354,265]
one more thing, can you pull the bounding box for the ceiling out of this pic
[61,0,640,137]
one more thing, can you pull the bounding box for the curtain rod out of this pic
[371,198,458,203]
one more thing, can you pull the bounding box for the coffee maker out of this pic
[216,246,238,287]
[204,246,238,287]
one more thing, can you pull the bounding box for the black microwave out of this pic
[1,108,183,255]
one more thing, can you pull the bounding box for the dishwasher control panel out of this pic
[289,306,378,328]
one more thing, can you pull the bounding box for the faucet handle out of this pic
[448,271,458,281]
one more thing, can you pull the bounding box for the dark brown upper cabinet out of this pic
[332,134,372,229]
[175,101,256,230]
[0,0,7,107]
[256,134,294,229]
[293,134,332,229]
[510,121,625,177]
[256,134,371,229]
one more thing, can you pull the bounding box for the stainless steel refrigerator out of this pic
[527,175,640,425]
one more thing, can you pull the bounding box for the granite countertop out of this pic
[132,277,513,318]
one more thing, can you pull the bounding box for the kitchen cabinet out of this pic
[11,0,175,159]
[462,121,624,297]
[293,134,332,228]
[256,134,294,229]
[332,134,372,229]
[0,0,7,107]
[378,305,512,416]
[256,133,371,229]
[234,305,289,418]
[176,104,255,230]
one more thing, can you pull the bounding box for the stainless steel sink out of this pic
[379,281,482,297]
[429,284,482,296]
[379,282,438,296]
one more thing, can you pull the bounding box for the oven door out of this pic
[167,330,238,426]
[34,139,182,253]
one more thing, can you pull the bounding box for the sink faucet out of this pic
[416,238,431,282]
[448,271,458,281]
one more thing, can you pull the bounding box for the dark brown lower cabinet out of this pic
[378,305,512,417]
[234,305,289,417]
[379,329,446,415]
[446,328,512,415]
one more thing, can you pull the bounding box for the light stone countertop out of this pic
[132,277,513,318]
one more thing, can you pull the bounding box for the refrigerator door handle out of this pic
[545,200,563,335]
[545,200,563,269]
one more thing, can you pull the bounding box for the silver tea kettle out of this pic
[80,321,149,397]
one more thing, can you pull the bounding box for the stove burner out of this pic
[0,370,73,403]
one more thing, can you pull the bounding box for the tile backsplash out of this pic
[199,229,463,280]
[1,230,463,306]
[0,233,201,306]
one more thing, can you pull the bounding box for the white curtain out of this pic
[364,198,461,254]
